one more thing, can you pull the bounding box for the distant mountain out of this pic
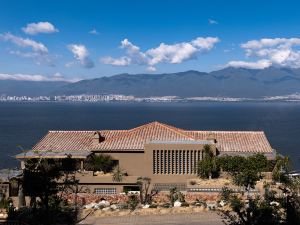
[54,67,300,98]
[3,67,300,98]
[0,80,67,96]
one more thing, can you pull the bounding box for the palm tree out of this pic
[112,165,126,182]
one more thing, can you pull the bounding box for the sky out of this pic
[1,0,300,82]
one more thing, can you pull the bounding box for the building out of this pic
[15,121,276,194]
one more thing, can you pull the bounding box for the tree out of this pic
[137,177,157,204]
[197,144,219,179]
[219,188,283,225]
[112,165,126,182]
[85,154,116,174]
[8,158,77,225]
[272,155,291,184]
[218,154,268,191]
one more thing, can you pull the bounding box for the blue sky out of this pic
[1,0,300,81]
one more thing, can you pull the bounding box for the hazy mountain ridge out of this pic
[2,67,300,98]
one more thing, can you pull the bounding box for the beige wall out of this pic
[91,143,216,192]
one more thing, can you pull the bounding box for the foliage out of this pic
[137,176,158,204]
[127,194,139,211]
[197,144,219,179]
[8,158,78,225]
[272,155,291,183]
[219,188,283,225]
[112,165,126,182]
[220,176,300,225]
[85,154,116,173]
[0,197,12,210]
[218,154,268,191]
[168,187,185,206]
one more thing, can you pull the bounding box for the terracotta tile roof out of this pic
[30,121,273,154]
[185,131,273,153]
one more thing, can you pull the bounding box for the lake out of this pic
[0,102,300,169]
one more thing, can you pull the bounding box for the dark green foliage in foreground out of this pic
[218,154,269,191]
[8,159,77,225]
[85,153,116,173]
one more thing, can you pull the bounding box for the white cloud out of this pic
[0,33,56,66]
[67,44,94,68]
[89,28,99,35]
[22,22,58,35]
[146,66,156,72]
[100,37,219,71]
[227,59,272,69]
[0,73,77,82]
[101,56,131,66]
[208,19,218,25]
[1,33,48,53]
[227,38,300,69]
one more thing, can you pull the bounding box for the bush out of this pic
[181,202,189,207]
[189,180,197,185]
[127,195,139,211]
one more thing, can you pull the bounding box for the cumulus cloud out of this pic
[22,22,58,35]
[208,19,218,25]
[67,44,94,68]
[0,73,77,82]
[89,28,99,35]
[100,37,219,71]
[227,38,300,69]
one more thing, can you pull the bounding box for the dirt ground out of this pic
[79,211,223,225]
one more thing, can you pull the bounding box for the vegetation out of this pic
[85,154,116,174]
[8,158,78,225]
[219,156,300,225]
[218,154,268,191]
[137,176,158,204]
[168,187,185,206]
[197,145,219,179]
[272,155,291,183]
[127,194,139,211]
[112,165,126,182]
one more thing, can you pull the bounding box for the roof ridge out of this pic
[186,130,265,133]
[156,122,195,140]
[97,121,194,145]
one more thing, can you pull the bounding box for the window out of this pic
[94,188,116,195]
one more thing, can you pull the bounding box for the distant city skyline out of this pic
[1,0,300,81]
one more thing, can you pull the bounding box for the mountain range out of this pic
[2,67,300,98]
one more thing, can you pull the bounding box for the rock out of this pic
[110,204,118,210]
[270,201,280,206]
[142,204,150,209]
[102,207,111,211]
[206,201,217,209]
[83,202,97,209]
[97,200,110,208]
[174,200,182,207]
[219,200,226,207]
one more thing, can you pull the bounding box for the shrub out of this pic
[127,195,139,211]
[189,180,197,185]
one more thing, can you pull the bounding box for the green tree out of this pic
[220,188,283,225]
[112,165,126,182]
[197,144,219,179]
[9,158,77,225]
[137,177,157,204]
[85,154,116,174]
[218,154,268,191]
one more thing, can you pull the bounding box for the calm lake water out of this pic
[0,102,300,169]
